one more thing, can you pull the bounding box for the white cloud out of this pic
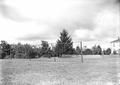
[93,8,120,40]
[0,15,50,42]
[73,29,94,40]
[73,7,120,41]
[0,0,119,44]
[3,0,74,22]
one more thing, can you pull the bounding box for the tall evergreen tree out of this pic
[55,29,74,57]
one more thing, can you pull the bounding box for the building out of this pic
[111,37,120,55]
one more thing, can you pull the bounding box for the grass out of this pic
[0,55,120,85]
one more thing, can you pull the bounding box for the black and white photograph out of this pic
[0,0,120,85]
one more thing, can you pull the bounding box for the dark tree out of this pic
[0,41,11,58]
[92,45,102,55]
[24,44,35,59]
[75,46,81,55]
[97,45,102,55]
[83,48,93,55]
[103,48,111,55]
[14,43,26,59]
[10,47,15,59]
[40,41,51,58]
[106,48,111,55]
[27,49,37,59]
[55,29,74,57]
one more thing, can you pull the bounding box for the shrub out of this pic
[14,53,26,59]
[83,48,93,55]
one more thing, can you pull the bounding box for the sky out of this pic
[0,0,120,46]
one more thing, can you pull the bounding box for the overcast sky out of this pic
[0,0,119,44]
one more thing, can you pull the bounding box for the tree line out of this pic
[0,29,112,59]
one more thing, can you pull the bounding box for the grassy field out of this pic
[0,55,120,85]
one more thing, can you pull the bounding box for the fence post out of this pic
[80,41,83,63]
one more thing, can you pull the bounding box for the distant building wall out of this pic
[111,42,120,54]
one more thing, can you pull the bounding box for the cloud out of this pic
[94,9,119,37]
[18,35,56,41]
[1,0,106,24]
[73,7,120,41]
[17,29,58,41]
[0,0,119,43]
[0,0,31,22]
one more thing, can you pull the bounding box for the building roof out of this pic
[111,37,120,43]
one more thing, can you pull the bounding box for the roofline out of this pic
[111,39,120,43]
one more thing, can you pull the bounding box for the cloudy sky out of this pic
[0,0,119,44]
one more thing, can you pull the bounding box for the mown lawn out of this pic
[0,55,120,85]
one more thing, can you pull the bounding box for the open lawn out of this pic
[0,55,120,85]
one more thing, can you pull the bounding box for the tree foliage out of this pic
[40,41,52,58]
[0,41,11,59]
[0,30,113,59]
[103,48,111,55]
[75,46,81,55]
[83,48,93,55]
[92,45,102,55]
[55,29,74,57]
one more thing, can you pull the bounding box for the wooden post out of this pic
[80,41,83,63]
[119,40,120,56]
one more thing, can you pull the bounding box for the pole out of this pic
[118,41,120,56]
[80,41,83,63]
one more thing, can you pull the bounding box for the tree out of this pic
[97,45,102,55]
[27,49,37,59]
[55,29,74,57]
[35,47,42,58]
[92,45,102,55]
[40,41,51,57]
[0,40,11,58]
[24,44,35,59]
[0,46,2,59]
[83,48,92,55]
[14,43,26,59]
[75,46,81,55]
[103,48,111,55]
[10,47,15,59]
[106,48,111,55]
